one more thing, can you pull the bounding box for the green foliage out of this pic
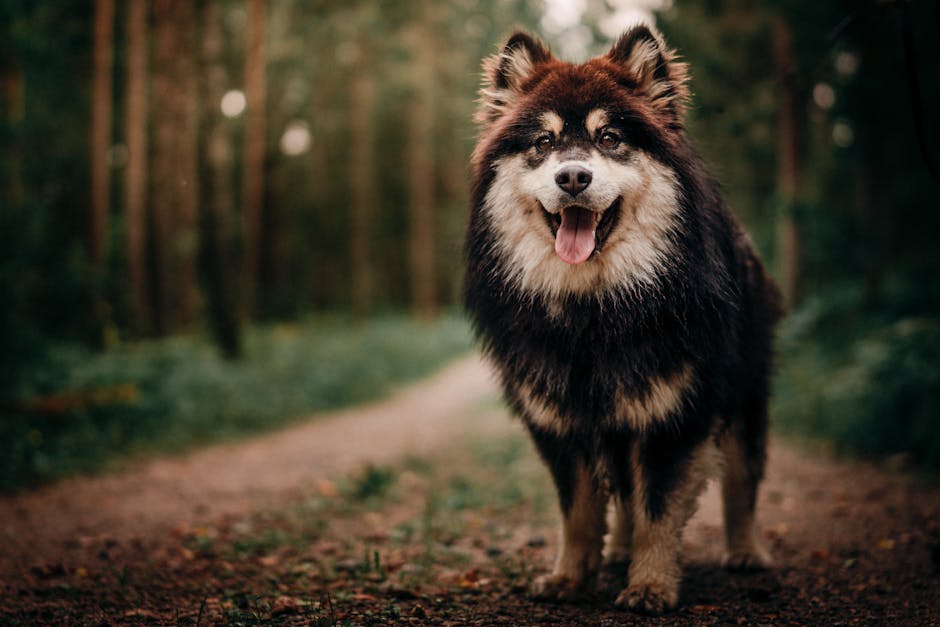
[773,284,940,470]
[0,313,472,491]
[658,0,940,470]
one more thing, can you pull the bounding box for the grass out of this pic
[0,312,473,491]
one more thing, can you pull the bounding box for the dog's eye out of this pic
[598,130,621,149]
[534,135,553,153]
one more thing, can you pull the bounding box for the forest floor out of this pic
[1,355,938,625]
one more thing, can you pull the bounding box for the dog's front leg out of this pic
[615,435,717,614]
[529,438,606,601]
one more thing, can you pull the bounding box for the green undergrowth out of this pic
[771,281,940,472]
[0,313,473,491]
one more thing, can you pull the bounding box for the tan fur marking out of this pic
[585,108,609,137]
[515,381,570,435]
[615,363,693,431]
[624,37,663,89]
[540,111,564,136]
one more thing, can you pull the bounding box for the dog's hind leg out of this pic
[603,431,634,566]
[720,398,773,570]
[529,434,606,601]
[603,496,633,566]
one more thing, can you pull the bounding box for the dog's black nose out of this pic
[555,165,592,197]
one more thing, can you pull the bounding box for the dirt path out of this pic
[0,355,508,576]
[2,354,939,624]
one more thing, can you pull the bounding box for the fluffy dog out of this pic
[463,25,782,614]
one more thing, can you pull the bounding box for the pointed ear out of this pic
[477,31,551,124]
[607,25,690,120]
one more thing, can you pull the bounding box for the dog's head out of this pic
[472,26,692,297]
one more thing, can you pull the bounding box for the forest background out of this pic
[1,0,938,489]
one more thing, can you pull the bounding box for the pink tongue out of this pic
[555,207,597,265]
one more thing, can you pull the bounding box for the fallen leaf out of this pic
[877,538,896,550]
[456,568,481,588]
[352,592,377,601]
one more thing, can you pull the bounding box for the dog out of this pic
[463,25,782,614]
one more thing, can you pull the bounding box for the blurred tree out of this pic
[200,0,242,359]
[1,31,24,209]
[405,9,438,319]
[348,13,377,317]
[90,0,114,272]
[242,0,267,319]
[152,0,200,333]
[307,52,335,310]
[1,0,544,345]
[772,16,804,309]
[123,0,150,334]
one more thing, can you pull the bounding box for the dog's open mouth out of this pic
[543,198,621,265]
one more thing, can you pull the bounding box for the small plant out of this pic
[348,465,395,501]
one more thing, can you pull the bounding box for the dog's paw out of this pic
[530,573,585,602]
[723,545,773,571]
[614,582,678,615]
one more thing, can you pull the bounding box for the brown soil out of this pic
[1,355,939,625]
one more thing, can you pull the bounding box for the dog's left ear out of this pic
[607,25,689,121]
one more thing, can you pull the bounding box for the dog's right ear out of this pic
[477,32,551,124]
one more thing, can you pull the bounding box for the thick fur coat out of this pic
[463,26,782,614]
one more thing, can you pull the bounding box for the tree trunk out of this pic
[124,0,150,335]
[307,83,331,309]
[349,43,375,317]
[90,0,114,269]
[440,126,469,303]
[152,0,200,333]
[406,23,438,319]
[175,2,201,328]
[201,0,242,358]
[242,0,267,318]
[150,0,173,335]
[772,17,803,310]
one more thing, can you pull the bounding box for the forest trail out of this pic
[1,354,938,624]
[0,355,508,576]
